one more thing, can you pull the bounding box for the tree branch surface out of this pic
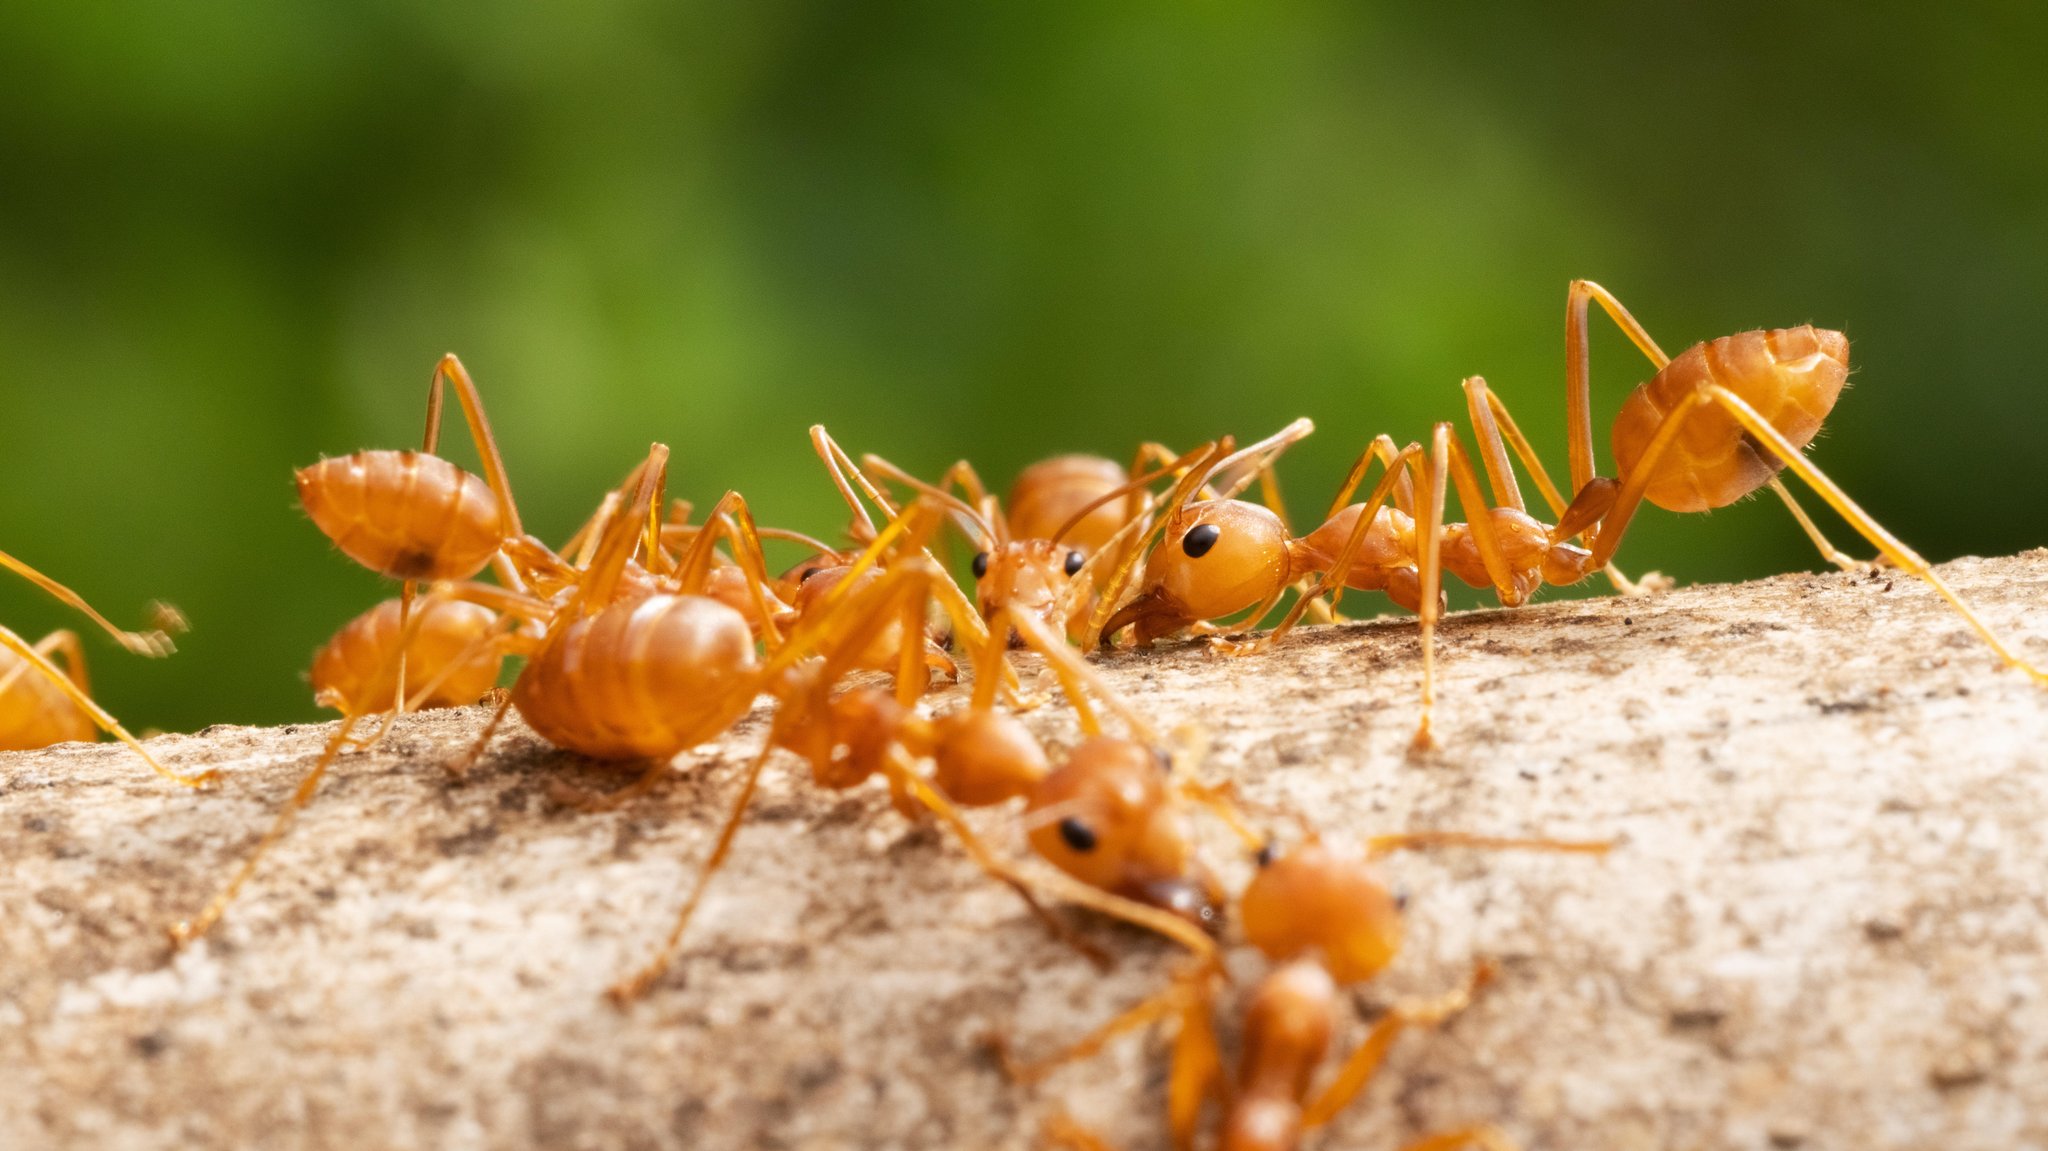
[5,552,2047,1151]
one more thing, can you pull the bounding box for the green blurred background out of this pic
[3,2,2044,733]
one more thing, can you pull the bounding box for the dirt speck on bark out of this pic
[5,551,2047,1150]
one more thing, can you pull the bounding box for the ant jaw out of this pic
[1100,590,1189,649]
[1124,873,1229,936]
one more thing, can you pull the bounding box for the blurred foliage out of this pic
[2,1,2044,731]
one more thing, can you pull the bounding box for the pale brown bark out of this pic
[5,551,2047,1151]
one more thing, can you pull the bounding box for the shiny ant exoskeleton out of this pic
[860,421,1317,646]
[1104,281,2047,746]
[606,538,1263,1003]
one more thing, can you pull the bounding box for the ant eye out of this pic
[1181,523,1221,559]
[1063,550,1085,576]
[799,567,821,583]
[1058,816,1098,853]
[971,552,991,579]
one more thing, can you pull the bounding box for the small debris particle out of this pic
[1864,917,1904,942]
[1930,1041,1994,1090]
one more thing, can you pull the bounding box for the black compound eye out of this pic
[1058,816,1098,853]
[1181,523,1222,559]
[799,567,822,583]
[971,551,991,579]
[1063,550,1085,576]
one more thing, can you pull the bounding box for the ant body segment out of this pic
[1105,281,2047,746]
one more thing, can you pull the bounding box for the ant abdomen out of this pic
[1006,454,1131,554]
[0,646,95,749]
[929,708,1048,806]
[310,598,504,717]
[513,593,758,760]
[297,450,507,580]
[1613,326,1849,513]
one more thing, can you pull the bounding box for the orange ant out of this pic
[858,422,1318,645]
[0,549,209,785]
[1004,832,1609,1151]
[169,437,968,946]
[292,353,537,746]
[1103,280,2048,745]
[606,507,1263,1002]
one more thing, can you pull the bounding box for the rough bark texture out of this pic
[5,551,2047,1151]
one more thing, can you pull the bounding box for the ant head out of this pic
[972,540,1088,640]
[1102,500,1289,644]
[1241,840,1404,985]
[771,554,841,606]
[1025,736,1225,932]
[928,708,1050,807]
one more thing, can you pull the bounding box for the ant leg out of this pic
[1462,377,1525,513]
[608,742,777,1004]
[1590,387,2047,684]
[0,549,183,656]
[1563,280,1672,496]
[1473,386,1665,598]
[673,491,786,650]
[1404,424,1542,752]
[1006,607,1158,743]
[0,626,215,788]
[810,426,907,542]
[1689,387,2044,684]
[1299,963,1494,1128]
[1767,476,1871,572]
[169,713,364,945]
[576,444,671,611]
[422,354,525,538]
[1084,442,1237,648]
[1394,1127,1519,1151]
[875,749,1114,970]
[447,687,517,779]
[996,971,1197,1084]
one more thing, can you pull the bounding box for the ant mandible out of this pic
[1006,831,1609,1151]
[1104,280,2047,746]
[0,549,208,785]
